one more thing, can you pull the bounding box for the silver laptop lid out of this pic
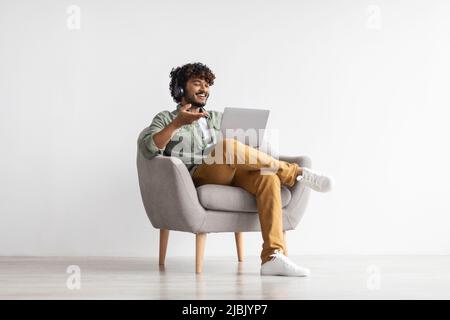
[220,107,270,148]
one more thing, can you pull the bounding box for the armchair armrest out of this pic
[278,155,312,230]
[136,152,206,233]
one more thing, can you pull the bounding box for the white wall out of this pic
[1,0,449,257]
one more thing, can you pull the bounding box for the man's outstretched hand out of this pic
[172,103,209,128]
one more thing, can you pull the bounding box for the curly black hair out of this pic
[169,62,216,102]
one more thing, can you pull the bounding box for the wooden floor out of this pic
[1,255,449,299]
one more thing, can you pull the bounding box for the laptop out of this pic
[203,107,270,155]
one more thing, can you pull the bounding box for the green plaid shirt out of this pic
[138,104,223,176]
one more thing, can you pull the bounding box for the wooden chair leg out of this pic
[159,229,169,265]
[196,233,207,274]
[283,231,288,257]
[234,232,244,262]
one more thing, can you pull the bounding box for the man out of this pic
[138,62,333,277]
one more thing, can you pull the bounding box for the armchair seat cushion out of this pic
[196,184,292,213]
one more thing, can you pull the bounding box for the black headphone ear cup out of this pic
[173,86,183,99]
[173,78,184,100]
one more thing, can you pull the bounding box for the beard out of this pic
[185,92,207,108]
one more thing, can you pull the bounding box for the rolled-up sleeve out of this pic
[138,112,169,159]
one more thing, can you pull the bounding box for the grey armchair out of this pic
[136,147,312,273]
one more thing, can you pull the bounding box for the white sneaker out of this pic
[297,167,334,192]
[260,250,310,277]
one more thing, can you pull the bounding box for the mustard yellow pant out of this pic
[192,138,300,264]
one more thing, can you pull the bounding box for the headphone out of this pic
[172,76,185,100]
